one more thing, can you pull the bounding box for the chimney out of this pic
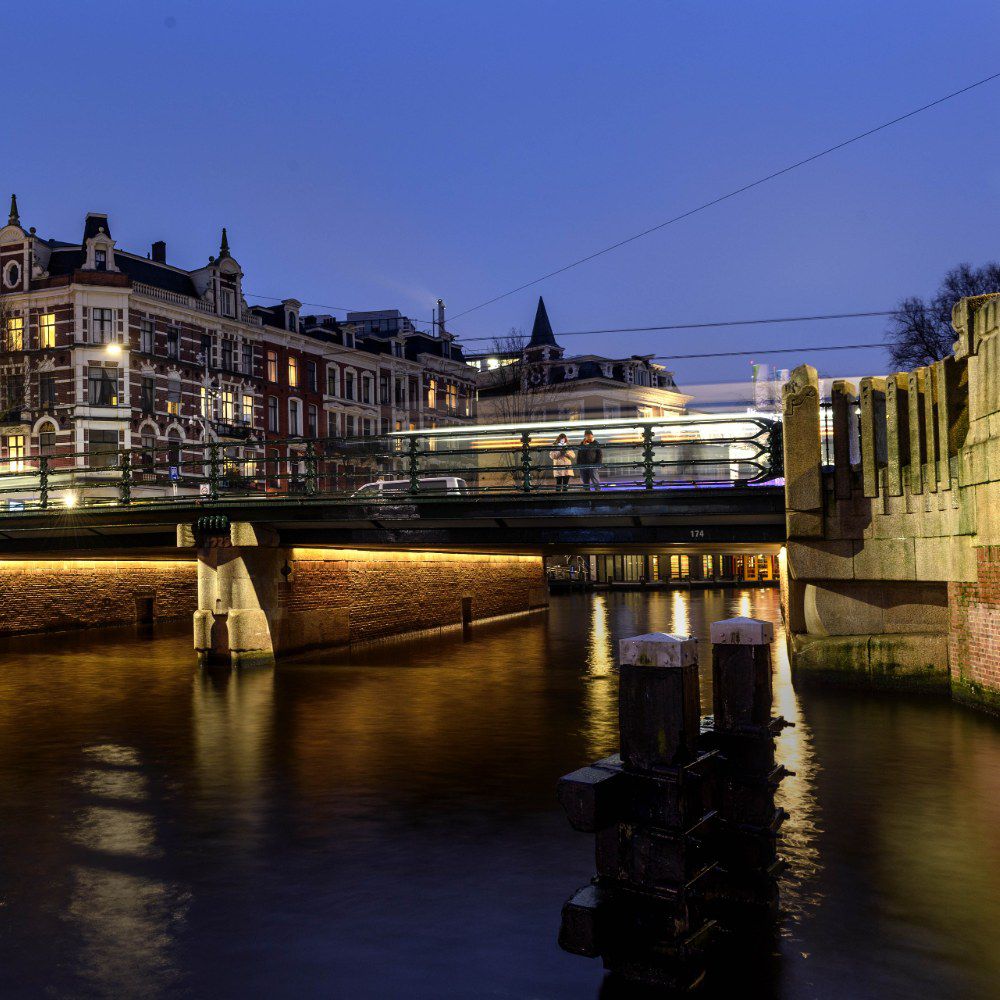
[436,298,446,337]
[151,240,167,263]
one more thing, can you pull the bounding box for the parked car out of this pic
[353,476,469,498]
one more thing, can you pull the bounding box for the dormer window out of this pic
[94,250,107,272]
[3,261,20,288]
[220,287,234,317]
[287,311,297,332]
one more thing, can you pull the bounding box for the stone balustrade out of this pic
[781,292,1000,713]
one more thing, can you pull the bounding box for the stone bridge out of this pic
[781,292,1000,714]
[0,486,783,667]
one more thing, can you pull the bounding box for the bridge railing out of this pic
[0,414,782,511]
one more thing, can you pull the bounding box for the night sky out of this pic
[7,1,1000,387]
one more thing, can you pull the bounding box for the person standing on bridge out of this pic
[549,434,576,492]
[576,430,603,491]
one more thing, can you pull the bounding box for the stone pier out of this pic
[179,518,549,667]
[781,292,1000,713]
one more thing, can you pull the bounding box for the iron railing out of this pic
[0,414,782,512]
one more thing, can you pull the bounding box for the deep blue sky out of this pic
[7,1,1000,385]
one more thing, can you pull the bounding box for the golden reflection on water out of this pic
[672,589,691,636]
[584,594,617,757]
[770,613,824,932]
[738,590,753,619]
[574,587,824,931]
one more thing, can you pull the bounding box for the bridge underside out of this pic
[0,487,785,557]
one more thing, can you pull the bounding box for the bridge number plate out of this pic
[690,529,705,539]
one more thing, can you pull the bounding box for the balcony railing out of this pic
[132,281,215,314]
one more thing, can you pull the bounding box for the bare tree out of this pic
[477,328,563,423]
[887,262,1000,369]
[475,328,567,490]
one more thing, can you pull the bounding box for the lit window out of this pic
[167,377,181,415]
[427,378,436,408]
[5,434,25,473]
[242,393,254,424]
[6,317,23,351]
[221,389,235,423]
[266,350,278,382]
[39,313,56,349]
[288,356,299,387]
[199,386,209,418]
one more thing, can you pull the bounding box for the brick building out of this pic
[0,198,477,500]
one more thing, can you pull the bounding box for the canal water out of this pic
[0,590,997,999]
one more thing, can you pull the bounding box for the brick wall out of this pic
[948,546,1000,713]
[0,559,197,637]
[280,548,548,647]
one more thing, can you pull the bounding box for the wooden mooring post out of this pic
[557,619,790,989]
[703,617,792,929]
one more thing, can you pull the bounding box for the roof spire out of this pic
[218,227,231,259]
[7,193,19,227]
[528,296,559,349]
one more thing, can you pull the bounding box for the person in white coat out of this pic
[549,433,575,492]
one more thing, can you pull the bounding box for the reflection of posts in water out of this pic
[556,620,791,988]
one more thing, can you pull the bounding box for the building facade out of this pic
[0,199,476,500]
[473,297,690,423]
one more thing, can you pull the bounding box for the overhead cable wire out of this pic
[458,310,896,344]
[448,70,1000,321]
[650,342,890,362]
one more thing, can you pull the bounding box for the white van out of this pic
[353,476,469,498]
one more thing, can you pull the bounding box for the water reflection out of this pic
[0,596,996,999]
[192,667,275,852]
[584,595,616,757]
[67,743,187,997]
